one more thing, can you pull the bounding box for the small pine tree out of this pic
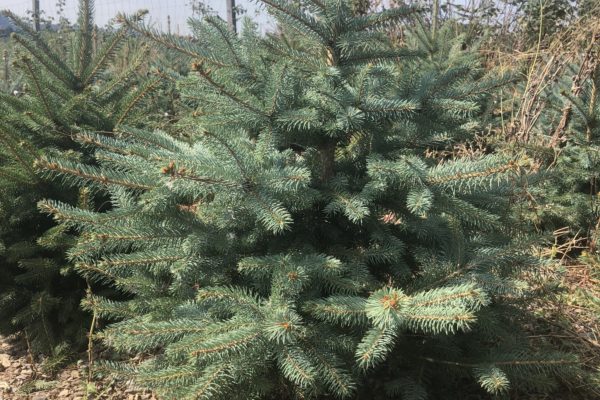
[0,0,163,353]
[42,1,577,398]
[557,63,600,248]
[511,58,600,246]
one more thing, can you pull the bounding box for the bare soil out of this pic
[0,336,156,400]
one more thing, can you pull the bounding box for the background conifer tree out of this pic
[507,42,600,247]
[0,0,163,354]
[553,63,600,248]
[41,1,577,397]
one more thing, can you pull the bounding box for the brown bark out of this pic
[319,139,336,183]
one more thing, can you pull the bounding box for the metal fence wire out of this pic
[0,1,525,37]
[0,0,273,35]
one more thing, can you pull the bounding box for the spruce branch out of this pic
[76,0,95,78]
[116,126,184,153]
[2,10,76,85]
[115,76,163,126]
[304,296,368,327]
[197,286,263,314]
[300,339,356,398]
[75,132,133,155]
[352,5,419,31]
[136,367,201,388]
[82,26,130,86]
[189,326,262,358]
[355,327,396,370]
[204,16,243,67]
[186,364,232,400]
[191,62,266,117]
[21,57,55,120]
[259,0,329,44]
[165,320,256,357]
[278,346,318,388]
[36,157,154,190]
[99,253,184,269]
[117,12,228,68]
[0,127,37,177]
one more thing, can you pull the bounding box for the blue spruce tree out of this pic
[0,0,163,355]
[40,1,577,398]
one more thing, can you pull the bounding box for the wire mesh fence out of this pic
[0,0,273,35]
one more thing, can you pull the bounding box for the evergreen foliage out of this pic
[555,64,600,247]
[497,47,600,397]
[511,60,600,247]
[39,0,578,398]
[0,0,162,353]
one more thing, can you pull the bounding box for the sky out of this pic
[0,1,496,36]
[0,0,274,35]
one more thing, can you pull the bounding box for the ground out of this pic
[0,336,155,400]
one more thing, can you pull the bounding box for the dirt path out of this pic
[0,336,156,400]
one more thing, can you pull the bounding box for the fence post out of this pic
[432,0,440,38]
[93,25,98,55]
[226,0,237,33]
[3,50,9,91]
[32,0,40,32]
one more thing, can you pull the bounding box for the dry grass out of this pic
[482,13,600,148]
[526,230,600,399]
